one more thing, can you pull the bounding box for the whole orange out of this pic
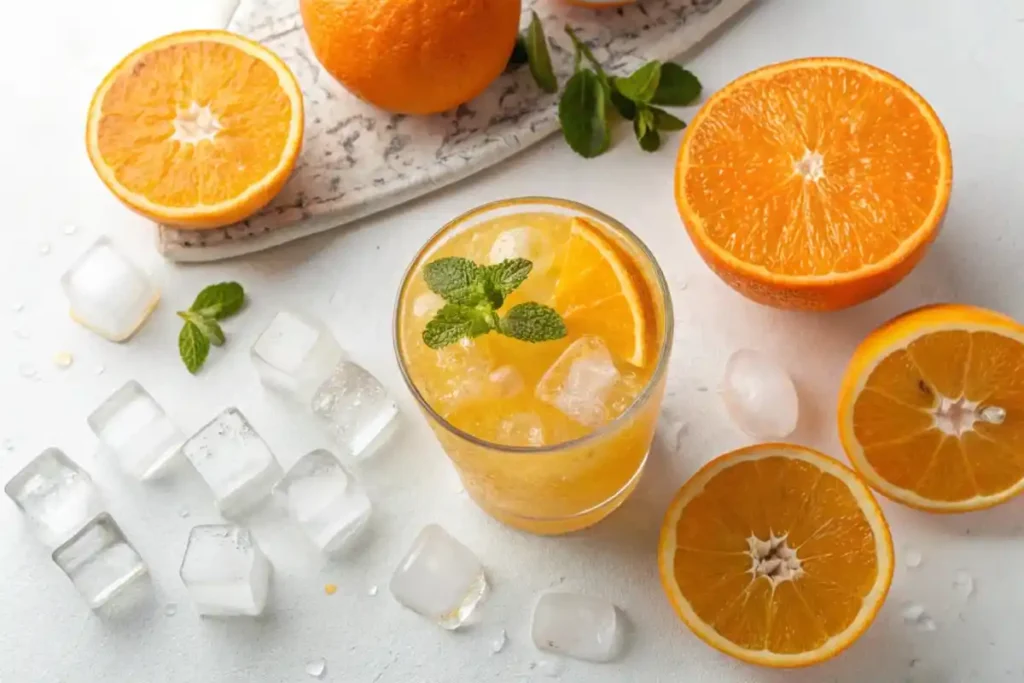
[300,0,522,115]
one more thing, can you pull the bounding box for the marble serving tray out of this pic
[158,0,752,262]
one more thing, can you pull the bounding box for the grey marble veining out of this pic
[158,0,752,262]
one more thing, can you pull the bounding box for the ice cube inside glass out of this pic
[389,524,487,629]
[60,236,160,342]
[52,513,149,610]
[87,380,184,480]
[251,310,346,403]
[181,408,283,519]
[273,449,371,555]
[531,592,622,662]
[179,525,272,617]
[4,448,103,547]
[311,361,399,459]
[536,336,624,428]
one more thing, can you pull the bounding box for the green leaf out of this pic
[525,12,557,93]
[498,303,567,343]
[559,70,611,159]
[422,257,482,304]
[634,108,660,152]
[482,258,533,297]
[615,61,662,104]
[506,34,529,70]
[422,304,496,349]
[177,311,225,346]
[651,63,701,106]
[609,87,637,120]
[179,321,210,374]
[651,106,687,131]
[191,282,245,320]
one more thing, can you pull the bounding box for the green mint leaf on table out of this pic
[423,304,494,349]
[506,35,529,69]
[179,311,226,347]
[525,12,558,93]
[651,106,687,131]
[482,258,532,297]
[499,303,567,343]
[634,107,661,152]
[179,321,210,374]
[559,70,611,158]
[651,63,702,106]
[423,256,481,304]
[614,61,662,104]
[609,88,637,120]
[190,281,245,320]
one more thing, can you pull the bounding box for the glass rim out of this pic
[393,196,674,455]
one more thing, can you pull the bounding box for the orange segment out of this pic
[659,444,893,668]
[554,218,651,367]
[675,57,952,310]
[86,30,303,229]
[839,304,1024,511]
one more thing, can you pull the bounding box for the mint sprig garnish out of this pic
[510,16,702,157]
[420,258,566,349]
[176,282,246,374]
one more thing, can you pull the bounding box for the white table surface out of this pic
[2,0,1023,681]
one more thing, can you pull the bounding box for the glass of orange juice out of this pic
[394,197,672,534]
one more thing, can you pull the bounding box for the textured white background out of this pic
[2,0,1023,681]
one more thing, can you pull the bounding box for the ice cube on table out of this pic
[719,349,799,439]
[389,524,487,629]
[181,408,283,519]
[531,592,622,663]
[87,380,184,480]
[179,524,272,617]
[52,513,149,611]
[311,361,399,459]
[60,236,159,342]
[4,448,103,547]
[488,227,554,274]
[251,310,346,404]
[536,336,622,428]
[273,449,371,555]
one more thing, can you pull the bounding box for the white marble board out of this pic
[158,0,753,262]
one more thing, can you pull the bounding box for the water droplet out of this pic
[63,224,78,236]
[95,365,105,376]
[904,549,923,568]
[901,604,925,622]
[918,617,937,632]
[491,629,507,654]
[38,241,51,255]
[18,362,37,379]
[953,570,975,598]
[304,658,327,679]
[2,438,14,451]
[11,302,24,313]
[532,658,565,678]
[367,585,378,597]
[164,603,177,616]
[53,351,73,369]
[178,507,190,518]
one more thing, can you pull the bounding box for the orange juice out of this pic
[395,198,672,534]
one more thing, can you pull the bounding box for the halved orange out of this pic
[839,304,1024,512]
[675,57,952,311]
[86,30,304,229]
[553,218,651,366]
[659,444,893,668]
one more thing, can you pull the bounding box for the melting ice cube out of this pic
[52,513,149,611]
[389,524,487,629]
[497,413,546,447]
[531,592,622,663]
[251,310,346,404]
[536,337,621,427]
[311,361,399,459]
[60,236,159,342]
[488,227,554,274]
[179,524,272,617]
[719,349,798,439]
[274,449,372,555]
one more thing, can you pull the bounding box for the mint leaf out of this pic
[559,70,610,158]
[615,61,661,104]
[610,88,637,120]
[423,257,482,304]
[176,311,225,346]
[499,303,567,343]
[179,321,210,374]
[651,106,686,131]
[651,63,701,106]
[482,258,532,297]
[525,12,557,94]
[506,35,528,70]
[634,108,660,152]
[423,304,496,349]
[190,282,244,320]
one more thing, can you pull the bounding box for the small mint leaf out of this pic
[482,258,533,297]
[609,88,637,120]
[190,282,245,320]
[498,302,567,343]
[559,70,611,158]
[525,11,557,93]
[423,304,496,349]
[179,321,210,374]
[634,108,660,152]
[651,63,701,106]
[615,61,662,104]
[651,106,686,132]
[423,257,482,304]
[177,311,225,346]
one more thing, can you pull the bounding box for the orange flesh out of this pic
[95,41,294,208]
[680,59,947,277]
[671,456,880,654]
[854,330,1024,502]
